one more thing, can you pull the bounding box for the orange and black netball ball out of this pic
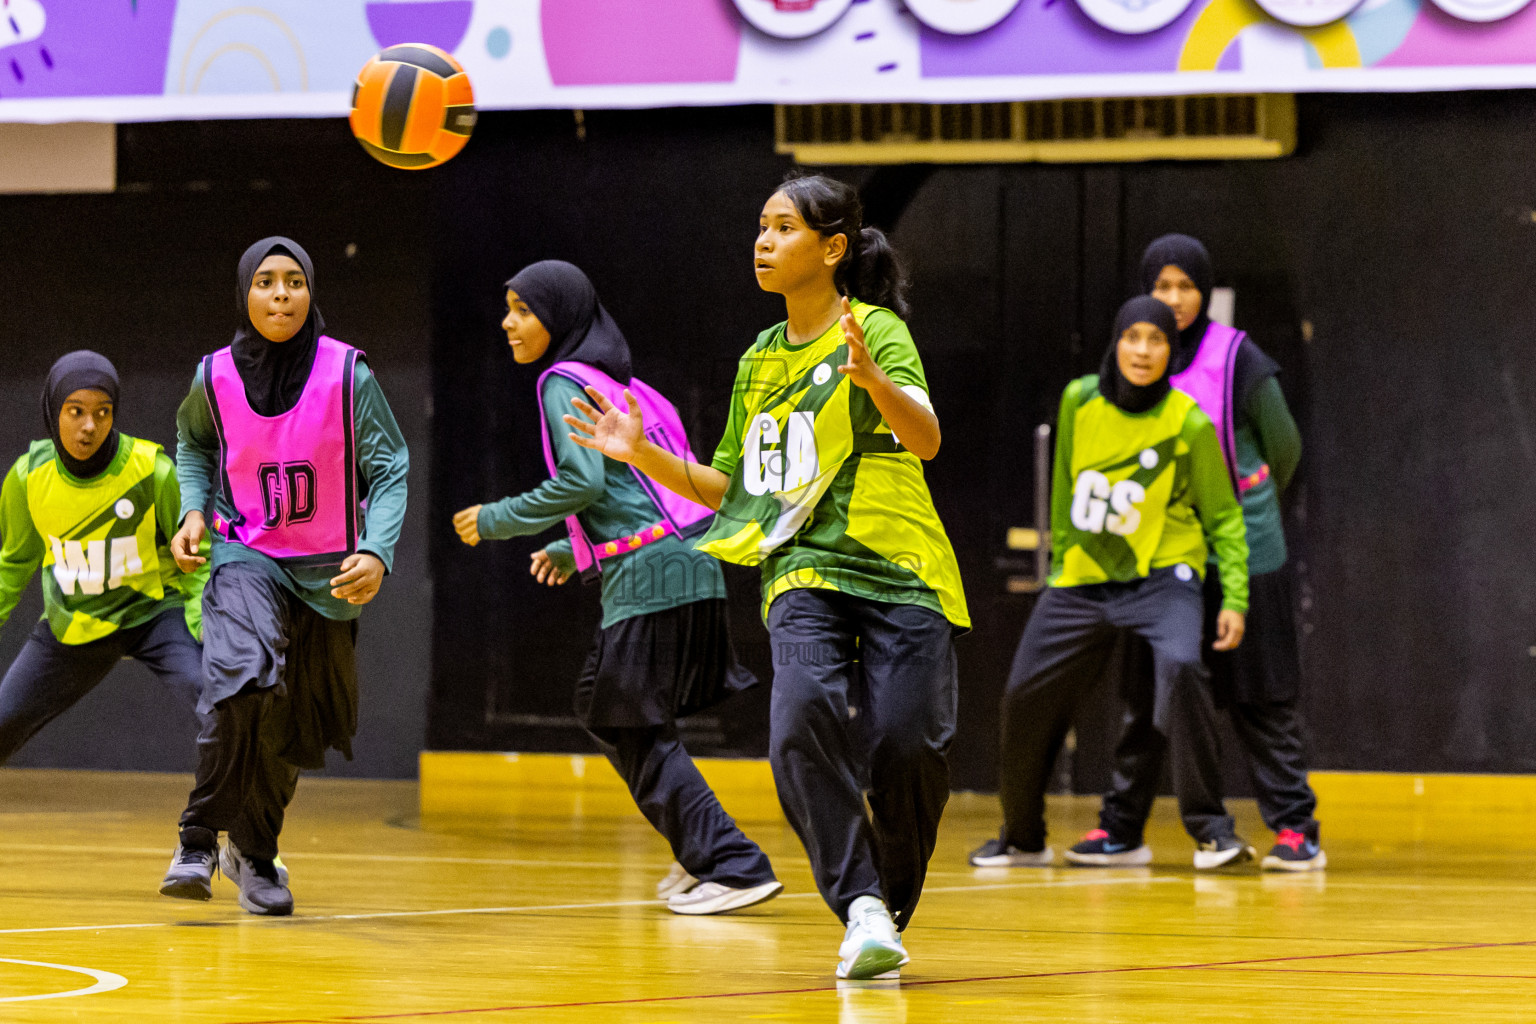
[350,43,476,170]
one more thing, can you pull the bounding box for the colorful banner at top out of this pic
[2,0,1536,123]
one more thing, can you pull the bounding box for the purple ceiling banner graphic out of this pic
[6,0,1536,121]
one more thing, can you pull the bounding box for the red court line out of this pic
[1207,966,1536,981]
[228,937,1536,1023]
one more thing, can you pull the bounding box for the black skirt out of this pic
[573,598,757,730]
[201,561,359,768]
[1204,564,1301,706]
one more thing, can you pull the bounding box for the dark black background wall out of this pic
[428,92,1536,790]
[1,91,1533,786]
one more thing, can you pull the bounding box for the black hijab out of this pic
[1138,233,1278,408]
[232,236,327,417]
[1099,296,1180,414]
[43,351,121,479]
[506,260,632,383]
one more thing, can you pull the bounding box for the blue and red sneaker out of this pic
[1261,829,1327,872]
[1064,828,1152,867]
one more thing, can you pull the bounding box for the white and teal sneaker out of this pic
[836,896,909,980]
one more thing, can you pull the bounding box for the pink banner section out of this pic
[1378,0,1536,65]
[540,0,740,86]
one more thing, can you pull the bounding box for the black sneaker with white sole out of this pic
[1261,829,1327,872]
[968,837,1054,867]
[160,826,219,901]
[1193,834,1257,870]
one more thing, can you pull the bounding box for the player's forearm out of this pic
[631,440,729,511]
[865,376,941,460]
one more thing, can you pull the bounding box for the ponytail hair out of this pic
[776,172,912,320]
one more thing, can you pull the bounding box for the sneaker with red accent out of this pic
[1261,829,1327,872]
[1064,828,1152,867]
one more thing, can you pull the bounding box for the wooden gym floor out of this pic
[0,761,1532,1023]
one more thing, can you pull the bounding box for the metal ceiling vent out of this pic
[776,95,1295,164]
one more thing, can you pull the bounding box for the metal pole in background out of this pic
[1034,423,1051,583]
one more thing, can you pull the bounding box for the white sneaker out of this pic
[667,879,783,916]
[656,861,698,900]
[836,896,909,980]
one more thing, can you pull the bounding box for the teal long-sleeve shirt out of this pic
[1229,375,1302,576]
[176,357,409,621]
[475,375,725,628]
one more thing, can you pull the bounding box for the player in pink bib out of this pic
[159,237,410,914]
[452,261,779,916]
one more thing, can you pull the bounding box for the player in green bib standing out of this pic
[566,174,969,981]
[1077,234,1322,871]
[452,259,781,916]
[970,296,1253,870]
[0,352,207,799]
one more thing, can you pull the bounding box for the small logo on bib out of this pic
[114,498,135,520]
[1140,448,1159,470]
[1174,564,1194,582]
[813,363,833,386]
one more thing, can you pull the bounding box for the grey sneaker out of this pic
[968,837,1054,867]
[221,839,294,916]
[160,826,218,901]
[1194,835,1257,871]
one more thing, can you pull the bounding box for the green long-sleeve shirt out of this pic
[1230,375,1301,576]
[476,375,725,628]
[0,436,205,644]
[176,358,409,621]
[1050,376,1250,613]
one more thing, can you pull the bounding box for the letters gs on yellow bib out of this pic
[1049,376,1249,613]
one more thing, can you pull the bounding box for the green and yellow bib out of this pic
[1052,379,1214,588]
[24,437,182,644]
[701,303,969,629]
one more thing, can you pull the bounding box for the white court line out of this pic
[0,957,127,1002]
[0,843,656,871]
[0,875,1175,936]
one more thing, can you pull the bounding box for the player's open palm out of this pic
[837,296,885,392]
[565,387,644,464]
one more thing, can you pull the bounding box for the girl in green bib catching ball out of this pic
[567,173,969,981]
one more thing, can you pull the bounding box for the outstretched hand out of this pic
[564,386,645,465]
[837,296,887,392]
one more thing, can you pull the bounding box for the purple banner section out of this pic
[1378,0,1536,65]
[364,1,474,53]
[919,0,1212,77]
[1,0,178,99]
[541,0,739,85]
